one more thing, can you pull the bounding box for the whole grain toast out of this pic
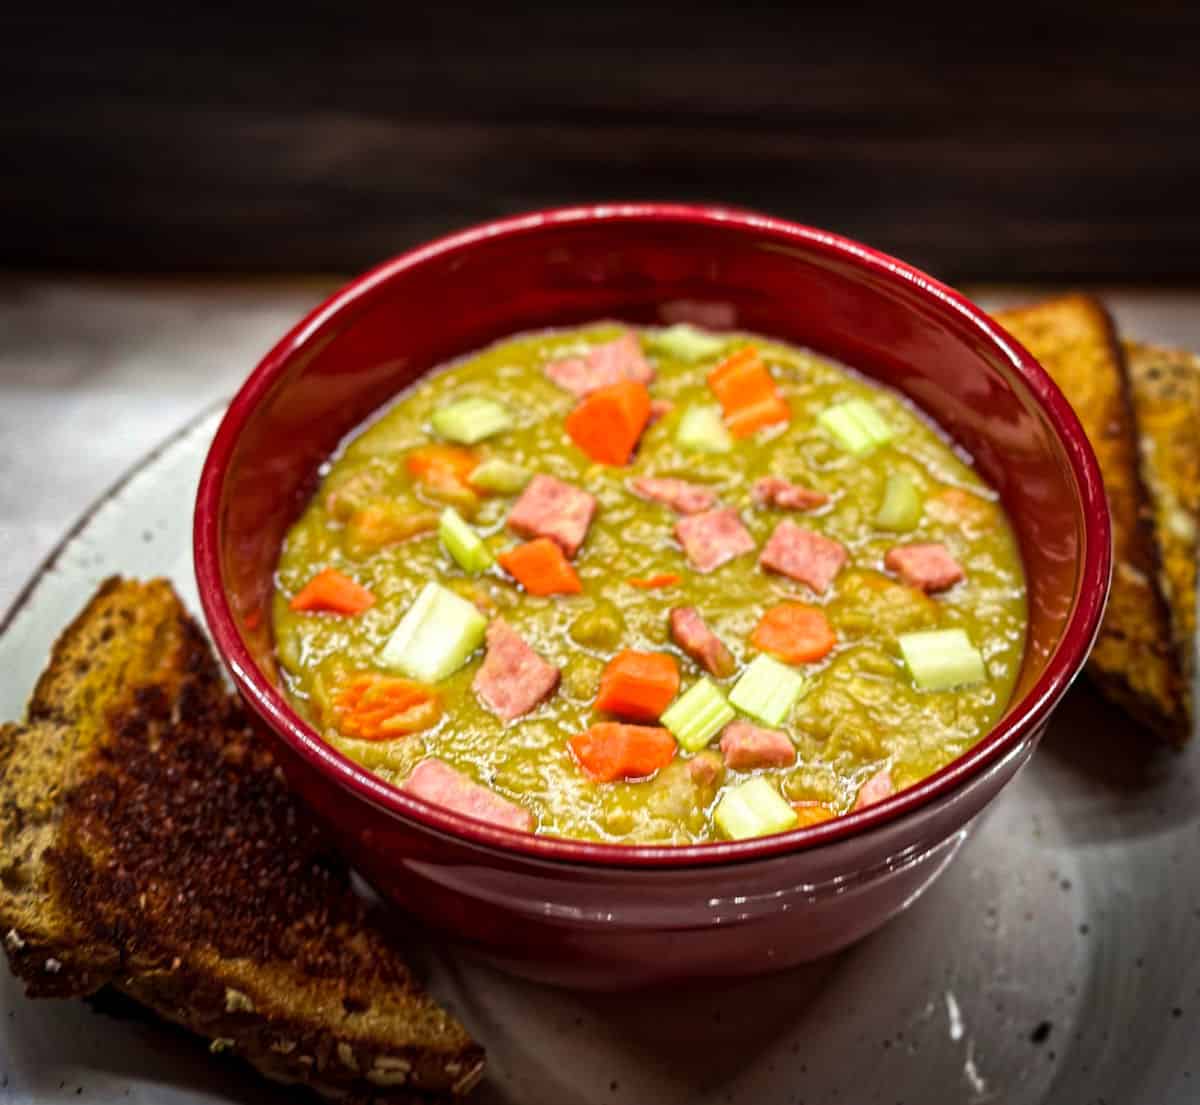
[0,578,483,1102]
[1125,341,1199,700]
[993,295,1191,742]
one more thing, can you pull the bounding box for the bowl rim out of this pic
[194,202,1111,870]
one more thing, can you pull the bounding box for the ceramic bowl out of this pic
[194,204,1110,989]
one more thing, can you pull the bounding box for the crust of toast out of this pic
[0,578,483,1100]
[1125,341,1199,707]
[994,295,1190,742]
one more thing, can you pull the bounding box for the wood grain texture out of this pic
[3,4,1199,278]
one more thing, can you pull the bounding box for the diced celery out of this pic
[844,399,894,445]
[819,399,894,455]
[874,471,924,531]
[649,323,728,362]
[438,508,494,574]
[379,582,487,682]
[677,405,733,453]
[714,777,799,840]
[729,654,805,727]
[898,628,987,691]
[660,678,736,752]
[431,397,513,444]
[469,457,532,494]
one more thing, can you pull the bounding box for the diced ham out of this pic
[632,476,717,515]
[675,508,755,573]
[669,607,737,678]
[884,543,965,593]
[752,476,829,512]
[544,332,654,397]
[402,758,534,832]
[720,720,797,770]
[648,398,674,425]
[759,521,847,594]
[507,474,596,558]
[687,749,726,788]
[851,767,894,812]
[473,618,560,722]
[660,299,737,329]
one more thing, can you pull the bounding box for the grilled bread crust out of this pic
[994,296,1190,742]
[0,578,483,1101]
[1125,341,1199,721]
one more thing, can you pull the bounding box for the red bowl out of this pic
[194,204,1109,989]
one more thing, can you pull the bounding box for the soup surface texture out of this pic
[273,323,1027,845]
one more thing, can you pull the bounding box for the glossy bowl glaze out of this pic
[194,205,1110,989]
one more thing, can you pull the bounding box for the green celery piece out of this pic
[432,397,513,444]
[649,323,728,362]
[729,654,805,727]
[714,777,799,840]
[660,678,736,752]
[469,457,532,494]
[898,628,987,691]
[439,507,494,574]
[676,405,733,453]
[874,471,924,531]
[819,399,894,455]
[818,403,874,454]
[379,581,487,682]
[844,399,894,446]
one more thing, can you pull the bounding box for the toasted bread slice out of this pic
[1126,341,1199,698]
[994,295,1190,742]
[0,578,484,1101]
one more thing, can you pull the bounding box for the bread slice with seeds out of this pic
[994,295,1190,742]
[0,577,484,1101]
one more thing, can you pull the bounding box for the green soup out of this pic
[273,323,1027,845]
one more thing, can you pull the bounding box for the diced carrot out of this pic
[498,538,583,596]
[289,568,376,615]
[335,673,441,740]
[406,444,478,484]
[707,346,790,438]
[726,393,792,438]
[708,346,773,403]
[626,572,682,590]
[594,650,681,722]
[751,602,836,664]
[791,801,837,827]
[569,722,677,782]
[564,379,652,466]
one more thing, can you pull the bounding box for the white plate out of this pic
[2,407,1199,1105]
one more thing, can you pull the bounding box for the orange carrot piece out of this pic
[594,650,681,722]
[498,538,583,595]
[289,568,376,615]
[335,673,441,740]
[570,723,677,782]
[751,602,836,664]
[564,379,651,466]
[708,346,772,402]
[726,393,792,438]
[707,346,790,438]
[626,572,682,590]
[406,444,478,484]
[791,801,837,827]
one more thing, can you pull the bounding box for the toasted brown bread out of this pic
[993,295,1190,742]
[1126,341,1199,698]
[0,578,483,1101]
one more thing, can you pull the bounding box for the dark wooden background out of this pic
[4,3,1199,282]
